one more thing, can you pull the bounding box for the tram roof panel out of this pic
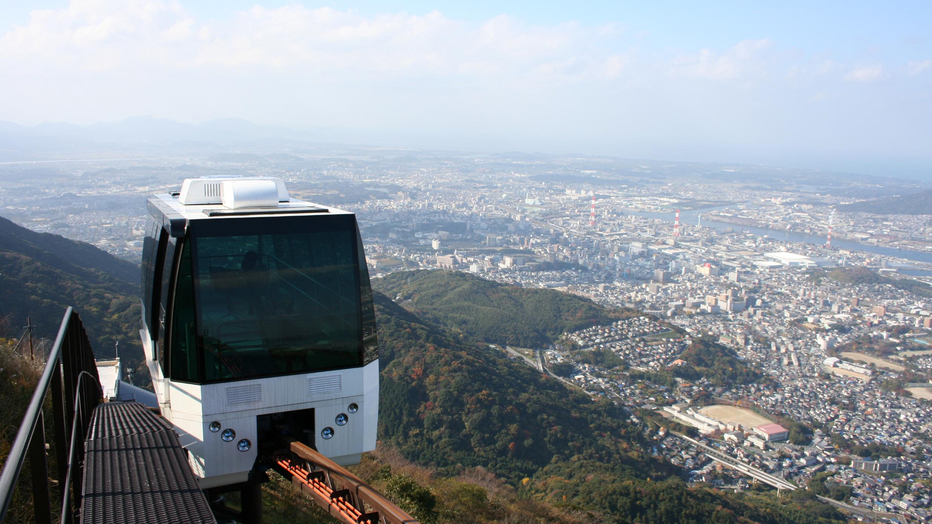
[148,177,354,237]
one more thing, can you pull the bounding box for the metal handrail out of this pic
[0,307,102,523]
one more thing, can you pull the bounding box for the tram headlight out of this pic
[321,427,334,440]
[237,439,251,452]
[209,421,222,433]
[347,403,358,414]
[221,428,236,442]
[335,413,348,426]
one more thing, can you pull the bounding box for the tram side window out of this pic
[140,218,163,340]
[171,243,198,382]
[357,231,378,365]
[157,238,178,372]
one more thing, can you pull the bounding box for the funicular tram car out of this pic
[140,177,378,489]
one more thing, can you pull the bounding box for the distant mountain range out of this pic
[838,189,932,214]
[0,116,301,144]
[0,116,320,161]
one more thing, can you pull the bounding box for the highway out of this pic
[673,433,797,491]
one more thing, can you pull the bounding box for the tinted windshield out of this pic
[174,214,365,382]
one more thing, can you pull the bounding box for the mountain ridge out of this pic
[0,215,142,370]
[0,215,139,287]
[373,270,640,348]
[837,188,932,214]
[1,116,302,142]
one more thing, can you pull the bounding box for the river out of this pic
[625,207,932,265]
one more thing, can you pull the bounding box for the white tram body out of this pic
[140,177,378,489]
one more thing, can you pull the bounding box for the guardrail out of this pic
[0,307,102,524]
[276,441,419,524]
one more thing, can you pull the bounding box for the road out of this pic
[494,344,539,370]
[673,433,797,491]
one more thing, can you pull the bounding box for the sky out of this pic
[1,0,931,178]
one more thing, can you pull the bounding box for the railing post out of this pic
[60,322,76,458]
[50,363,68,507]
[28,410,53,524]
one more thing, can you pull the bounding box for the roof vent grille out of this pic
[178,177,290,206]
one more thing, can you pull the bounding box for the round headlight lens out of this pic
[347,403,359,414]
[209,421,222,433]
[335,413,348,426]
[237,439,251,452]
[221,428,236,442]
[321,427,334,440]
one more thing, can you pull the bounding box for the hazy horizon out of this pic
[1,1,931,179]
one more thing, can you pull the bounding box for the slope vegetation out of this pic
[374,270,638,347]
[375,292,667,481]
[674,337,767,388]
[0,215,138,285]
[0,216,141,365]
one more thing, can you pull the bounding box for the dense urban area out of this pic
[2,148,932,522]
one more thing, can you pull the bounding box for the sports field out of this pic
[907,388,932,400]
[699,405,773,429]
[840,352,905,372]
[826,366,872,382]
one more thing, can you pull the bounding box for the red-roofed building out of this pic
[753,423,789,442]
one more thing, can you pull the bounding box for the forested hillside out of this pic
[375,292,670,481]
[0,216,138,285]
[674,337,767,388]
[373,288,845,523]
[374,270,639,347]
[0,216,142,366]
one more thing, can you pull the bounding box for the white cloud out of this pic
[0,1,619,81]
[908,59,931,76]
[668,38,772,81]
[845,65,882,82]
[164,18,194,41]
[603,54,631,78]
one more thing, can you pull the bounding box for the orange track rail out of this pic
[275,442,419,524]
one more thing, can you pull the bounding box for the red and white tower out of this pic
[673,209,681,238]
[589,196,597,227]
[826,209,834,249]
